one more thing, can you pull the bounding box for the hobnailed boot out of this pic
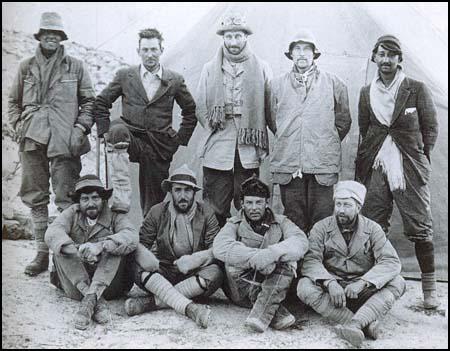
[124,295,157,316]
[363,320,381,340]
[24,250,49,276]
[270,304,296,330]
[74,294,97,330]
[422,272,440,309]
[25,205,49,276]
[93,297,110,324]
[185,302,211,329]
[335,322,365,347]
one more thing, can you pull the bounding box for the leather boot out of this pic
[24,205,49,276]
[270,304,296,330]
[93,297,110,324]
[422,272,440,309]
[124,295,157,316]
[74,294,97,330]
[185,302,211,329]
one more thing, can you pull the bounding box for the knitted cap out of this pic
[334,181,367,206]
[217,12,253,36]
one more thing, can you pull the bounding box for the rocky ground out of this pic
[2,239,448,349]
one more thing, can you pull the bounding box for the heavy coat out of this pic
[8,47,95,158]
[139,200,220,265]
[95,66,197,161]
[196,57,272,170]
[355,77,438,185]
[213,210,309,271]
[301,215,401,289]
[45,204,138,256]
[269,69,351,175]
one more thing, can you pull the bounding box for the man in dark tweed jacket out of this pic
[355,35,439,310]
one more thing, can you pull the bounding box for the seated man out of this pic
[124,165,223,329]
[297,180,406,347]
[45,175,138,330]
[213,175,309,333]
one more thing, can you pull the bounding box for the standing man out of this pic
[355,35,439,309]
[196,13,272,227]
[8,12,95,276]
[213,176,309,333]
[270,29,351,234]
[95,28,197,216]
[297,181,405,347]
[124,165,223,328]
[45,175,138,330]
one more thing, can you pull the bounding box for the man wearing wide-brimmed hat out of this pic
[45,175,138,330]
[269,28,352,235]
[196,12,273,228]
[124,164,223,329]
[213,175,309,333]
[297,180,405,347]
[355,35,440,310]
[8,12,95,277]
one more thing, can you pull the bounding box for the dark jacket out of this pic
[139,200,220,265]
[355,77,438,185]
[95,66,197,161]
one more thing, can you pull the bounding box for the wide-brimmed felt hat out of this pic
[285,28,321,60]
[161,164,202,193]
[68,174,112,202]
[34,12,68,41]
[216,12,253,36]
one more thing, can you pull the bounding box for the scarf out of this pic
[205,43,269,151]
[370,68,406,191]
[35,45,66,103]
[168,196,197,257]
[291,63,317,99]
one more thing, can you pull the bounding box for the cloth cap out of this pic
[371,34,402,62]
[69,174,112,202]
[161,164,202,193]
[285,28,321,60]
[34,12,68,41]
[240,174,270,199]
[334,180,367,206]
[216,12,253,36]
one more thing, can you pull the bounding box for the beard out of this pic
[173,198,194,214]
[86,208,99,220]
[336,213,356,226]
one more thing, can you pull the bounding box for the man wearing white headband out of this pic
[297,180,405,347]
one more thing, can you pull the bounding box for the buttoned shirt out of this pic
[140,64,162,101]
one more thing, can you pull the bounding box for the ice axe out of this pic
[96,134,109,188]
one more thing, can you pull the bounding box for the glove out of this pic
[102,239,118,254]
[96,117,111,138]
[248,249,277,272]
[60,243,78,256]
[79,242,103,264]
[69,125,88,157]
[174,255,203,274]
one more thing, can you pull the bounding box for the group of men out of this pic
[8,10,440,347]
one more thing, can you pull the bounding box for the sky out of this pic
[2,2,448,65]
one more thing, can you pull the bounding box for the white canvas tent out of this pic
[127,2,448,280]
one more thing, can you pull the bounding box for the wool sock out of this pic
[351,288,396,329]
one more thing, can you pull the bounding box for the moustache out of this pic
[87,207,98,211]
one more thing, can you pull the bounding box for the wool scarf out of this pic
[168,196,197,257]
[370,68,406,191]
[205,43,268,151]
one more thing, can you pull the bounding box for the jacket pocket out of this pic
[22,76,38,104]
[58,75,78,102]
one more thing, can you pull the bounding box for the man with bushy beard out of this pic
[124,165,223,329]
[196,13,272,227]
[44,175,138,330]
[297,181,405,347]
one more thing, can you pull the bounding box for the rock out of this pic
[2,218,32,240]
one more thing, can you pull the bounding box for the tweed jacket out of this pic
[95,66,197,161]
[139,200,220,265]
[355,77,438,185]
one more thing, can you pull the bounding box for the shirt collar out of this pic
[140,64,163,80]
[375,66,403,90]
